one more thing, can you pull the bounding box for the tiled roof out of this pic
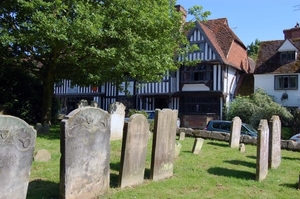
[197,18,249,72]
[255,39,300,74]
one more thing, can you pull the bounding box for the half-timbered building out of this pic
[54,8,251,129]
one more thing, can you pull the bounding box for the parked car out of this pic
[204,120,258,137]
[290,133,300,142]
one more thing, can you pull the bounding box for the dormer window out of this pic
[280,51,296,62]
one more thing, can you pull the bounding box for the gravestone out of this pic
[229,116,242,148]
[256,119,269,181]
[150,109,178,181]
[34,149,51,162]
[60,107,111,199]
[174,141,182,158]
[239,143,246,153]
[109,102,126,140]
[179,132,185,140]
[192,138,204,154]
[0,115,36,199]
[118,114,150,188]
[269,115,281,169]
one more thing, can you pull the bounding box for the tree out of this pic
[226,89,293,128]
[247,38,260,61]
[0,1,210,124]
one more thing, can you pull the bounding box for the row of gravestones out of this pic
[178,116,282,182]
[0,107,178,199]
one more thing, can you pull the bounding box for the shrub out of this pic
[226,88,293,127]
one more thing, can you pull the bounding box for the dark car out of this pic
[204,120,258,137]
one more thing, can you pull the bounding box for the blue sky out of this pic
[176,0,300,46]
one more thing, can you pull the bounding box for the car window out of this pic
[212,122,231,131]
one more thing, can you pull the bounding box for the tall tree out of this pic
[0,0,209,124]
[247,38,260,61]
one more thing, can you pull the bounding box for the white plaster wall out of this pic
[254,74,300,108]
[224,67,237,104]
[182,84,210,91]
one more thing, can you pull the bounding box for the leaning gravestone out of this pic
[118,114,150,188]
[256,119,269,181]
[150,109,178,181]
[229,116,242,148]
[60,107,111,199]
[192,138,204,154]
[269,115,281,169]
[0,115,36,199]
[109,102,126,140]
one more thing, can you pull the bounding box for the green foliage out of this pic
[247,38,260,61]
[0,63,43,123]
[0,0,210,124]
[128,109,149,118]
[291,109,300,135]
[226,89,293,127]
[188,6,211,21]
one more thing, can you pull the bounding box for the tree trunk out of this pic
[41,67,55,125]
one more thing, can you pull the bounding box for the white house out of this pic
[254,24,300,109]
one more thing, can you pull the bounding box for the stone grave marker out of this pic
[192,138,204,154]
[60,107,111,199]
[256,119,269,181]
[269,115,281,169]
[118,114,150,188]
[150,109,178,181]
[109,102,126,140]
[175,141,182,158]
[0,115,36,199]
[179,132,185,140]
[229,116,242,148]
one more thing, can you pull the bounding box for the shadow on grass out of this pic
[279,183,299,189]
[206,141,229,147]
[27,179,59,199]
[110,162,120,188]
[207,167,255,180]
[246,155,256,160]
[36,125,61,140]
[282,156,300,161]
[224,160,256,168]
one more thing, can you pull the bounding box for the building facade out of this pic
[54,11,251,129]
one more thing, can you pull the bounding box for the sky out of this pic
[176,0,300,46]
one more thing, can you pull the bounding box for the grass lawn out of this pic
[27,125,300,199]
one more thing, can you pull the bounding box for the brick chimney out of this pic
[283,22,300,39]
[174,4,187,22]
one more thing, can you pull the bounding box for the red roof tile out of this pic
[196,18,249,72]
[255,39,300,74]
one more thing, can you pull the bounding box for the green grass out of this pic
[27,125,300,199]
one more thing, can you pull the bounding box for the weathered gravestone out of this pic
[0,115,36,199]
[179,132,185,140]
[174,141,182,158]
[269,115,281,169]
[192,138,204,154]
[229,116,242,148]
[150,109,178,181]
[109,102,126,140]
[118,114,150,188]
[60,107,111,199]
[256,119,269,181]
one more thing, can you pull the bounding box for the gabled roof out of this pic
[255,38,300,74]
[193,18,249,72]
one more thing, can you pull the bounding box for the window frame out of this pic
[180,64,213,84]
[280,51,296,62]
[274,75,298,90]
